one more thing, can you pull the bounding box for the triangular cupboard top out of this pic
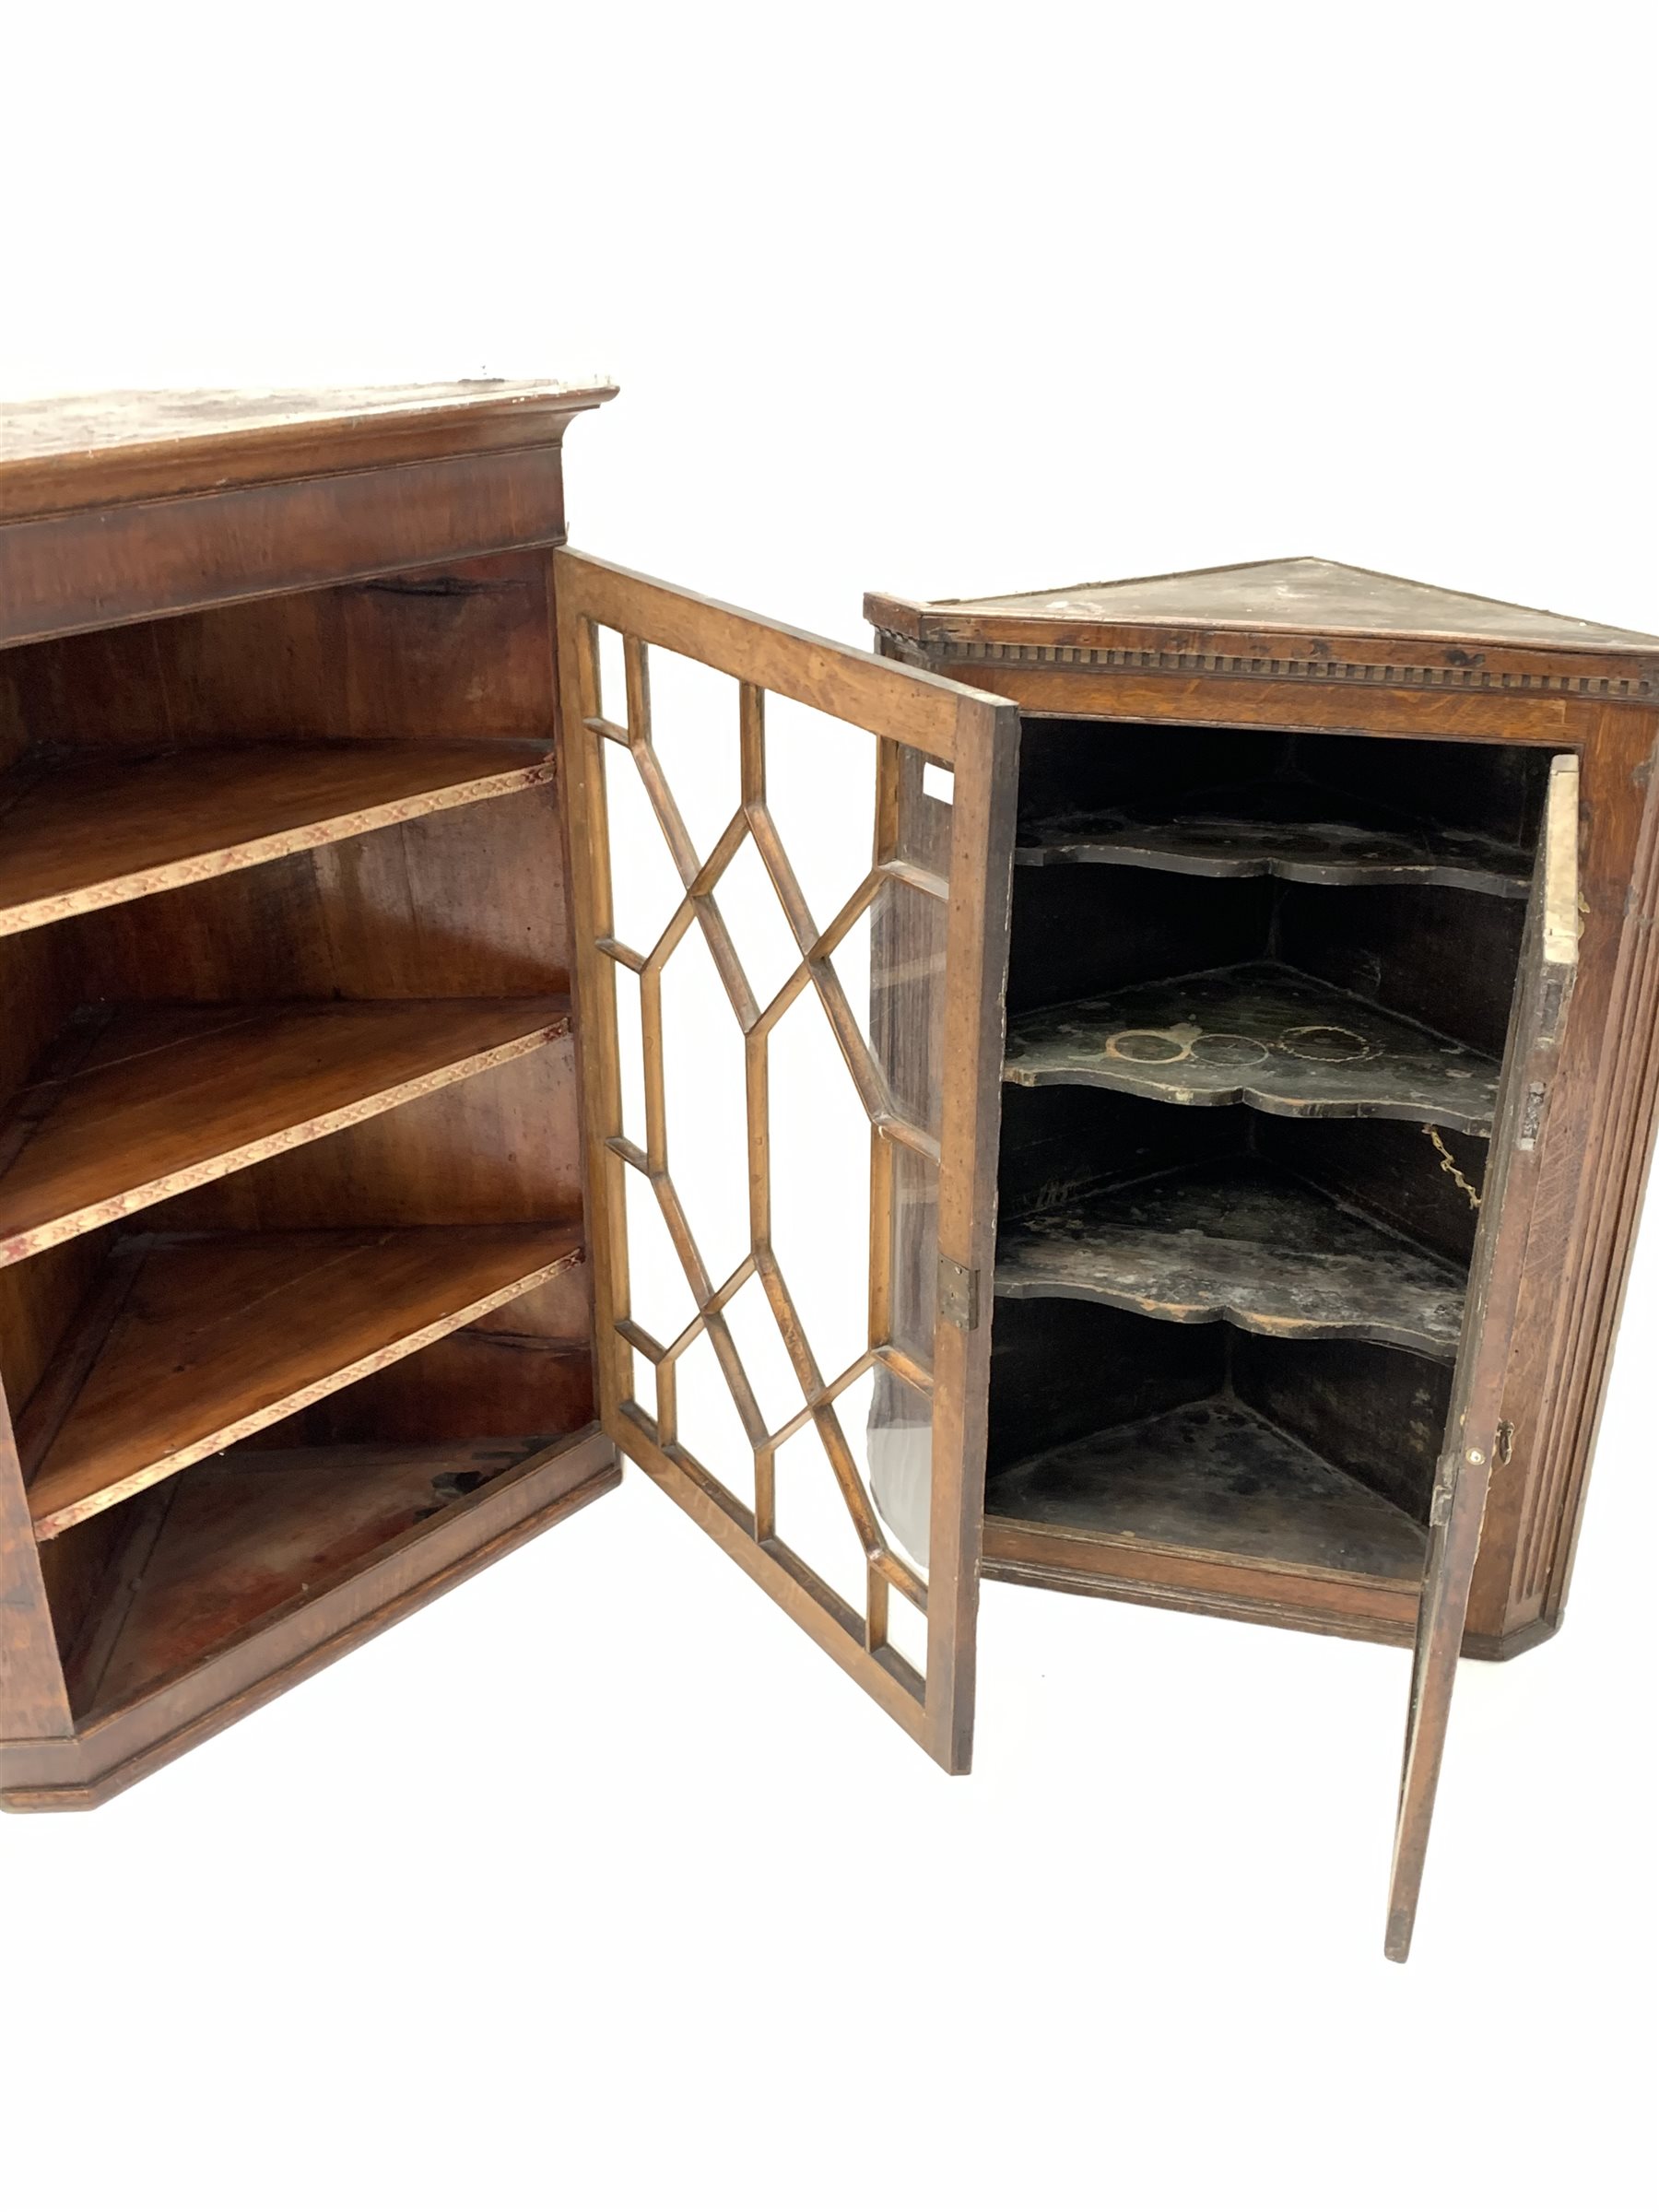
[865,557,1659,694]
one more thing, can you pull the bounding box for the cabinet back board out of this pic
[3,393,1656,1960]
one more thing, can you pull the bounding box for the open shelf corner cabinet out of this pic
[3,385,1655,1966]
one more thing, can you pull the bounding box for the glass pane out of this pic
[659,918,750,1288]
[714,834,802,1018]
[772,1416,869,1620]
[767,979,873,1386]
[886,1143,939,1374]
[627,1347,658,1425]
[721,1272,805,1439]
[620,1162,697,1352]
[764,693,877,935]
[594,624,629,728]
[604,741,686,959]
[891,740,955,878]
[830,873,948,1137]
[882,1575,929,1677]
[644,645,742,866]
[580,603,960,1676]
[672,1328,756,1512]
[831,1359,933,1571]
[612,959,648,1150]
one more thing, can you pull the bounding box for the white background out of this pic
[3,5,1656,2208]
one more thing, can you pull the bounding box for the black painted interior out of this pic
[988,719,1540,1578]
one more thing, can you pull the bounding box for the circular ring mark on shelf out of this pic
[1280,1023,1372,1064]
[1105,1030,1189,1065]
[1187,1032,1270,1069]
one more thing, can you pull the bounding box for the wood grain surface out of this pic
[0,996,571,1263]
[23,1224,583,1538]
[0,736,554,936]
[0,380,617,522]
[85,1437,559,1713]
[0,730,559,929]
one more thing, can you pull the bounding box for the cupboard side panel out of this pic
[0,1380,74,1739]
[1488,704,1659,1641]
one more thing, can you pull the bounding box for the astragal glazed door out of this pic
[555,551,1018,1772]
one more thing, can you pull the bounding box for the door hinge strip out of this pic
[938,1254,981,1331]
[1517,1080,1547,1150]
[1429,1456,1458,1528]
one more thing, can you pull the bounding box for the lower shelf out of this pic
[22,1222,584,1539]
[71,1436,560,1716]
[2,1425,621,1810]
[984,1396,1429,1583]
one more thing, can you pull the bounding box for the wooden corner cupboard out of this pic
[1,387,1653,1963]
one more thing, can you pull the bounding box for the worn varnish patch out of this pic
[1004,960,1499,1133]
[985,1396,1430,1582]
[997,1156,1467,1360]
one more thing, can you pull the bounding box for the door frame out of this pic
[554,549,1019,1771]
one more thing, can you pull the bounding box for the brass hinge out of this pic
[937,1254,981,1331]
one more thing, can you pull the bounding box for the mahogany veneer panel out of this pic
[1004,961,1500,1132]
[997,1157,1466,1360]
[986,1396,1428,1583]
[0,735,554,936]
[0,996,571,1264]
[23,1223,582,1538]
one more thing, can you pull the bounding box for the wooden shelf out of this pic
[21,1223,582,1539]
[1004,960,1500,1133]
[985,1396,1429,1583]
[0,736,554,938]
[1016,781,1531,897]
[997,1158,1466,1360]
[65,1436,560,1717]
[0,996,571,1266]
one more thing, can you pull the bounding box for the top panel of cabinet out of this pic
[865,557,1659,697]
[0,380,618,523]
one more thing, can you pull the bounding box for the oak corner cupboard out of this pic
[1,389,1653,1964]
